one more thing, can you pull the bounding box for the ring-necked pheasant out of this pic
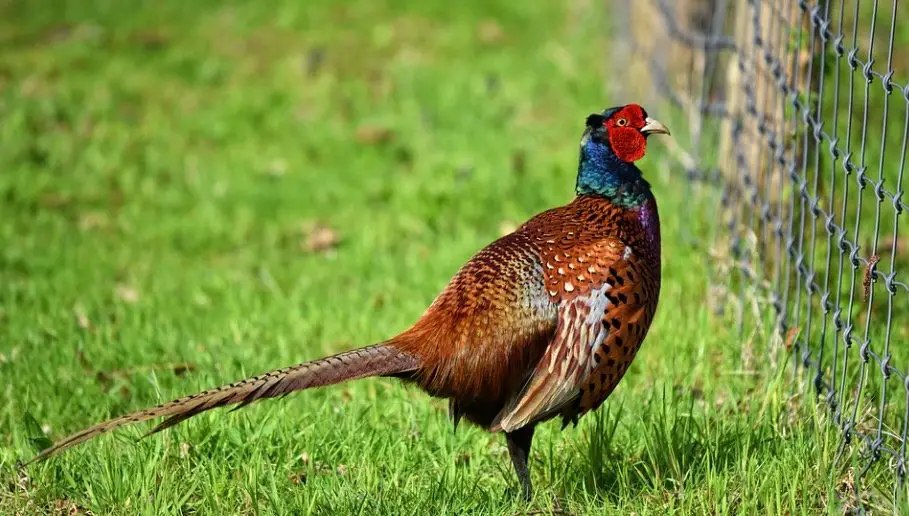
[24,104,669,500]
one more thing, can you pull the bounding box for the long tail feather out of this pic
[24,344,418,464]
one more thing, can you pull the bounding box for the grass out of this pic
[0,0,897,513]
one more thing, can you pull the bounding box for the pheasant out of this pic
[24,104,669,500]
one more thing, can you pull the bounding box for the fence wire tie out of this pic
[829,137,841,158]
[860,339,871,363]
[883,271,899,295]
[883,70,895,94]
[820,291,831,312]
[843,326,855,350]
[809,198,822,217]
[870,439,884,462]
[863,59,876,84]
[873,178,887,201]
[824,214,837,233]
[857,167,869,189]
[844,152,855,174]
[848,47,861,70]
[837,229,849,252]
[805,272,816,293]
[819,18,831,41]
[882,354,893,379]
[849,243,861,268]
[833,309,844,331]
[834,34,846,56]
[894,457,906,481]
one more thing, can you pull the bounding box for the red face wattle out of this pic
[604,104,649,163]
[601,104,669,163]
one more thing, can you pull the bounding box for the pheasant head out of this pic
[575,104,670,205]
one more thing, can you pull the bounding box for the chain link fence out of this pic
[613,0,909,510]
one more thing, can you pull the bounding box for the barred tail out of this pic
[25,344,419,464]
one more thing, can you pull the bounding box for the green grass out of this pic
[0,0,897,514]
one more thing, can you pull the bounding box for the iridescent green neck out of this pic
[575,138,652,208]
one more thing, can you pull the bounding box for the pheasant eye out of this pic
[616,118,627,127]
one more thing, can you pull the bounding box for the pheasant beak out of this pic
[641,117,670,136]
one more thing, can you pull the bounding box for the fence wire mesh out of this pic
[613,0,909,510]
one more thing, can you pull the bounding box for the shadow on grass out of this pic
[558,386,789,506]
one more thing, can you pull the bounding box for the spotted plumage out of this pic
[24,104,670,502]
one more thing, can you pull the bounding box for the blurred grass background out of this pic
[0,0,897,514]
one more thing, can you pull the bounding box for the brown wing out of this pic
[393,229,560,410]
[491,238,658,432]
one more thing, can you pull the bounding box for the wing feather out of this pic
[492,238,656,433]
[492,269,615,432]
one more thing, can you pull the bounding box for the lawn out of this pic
[0,0,888,514]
